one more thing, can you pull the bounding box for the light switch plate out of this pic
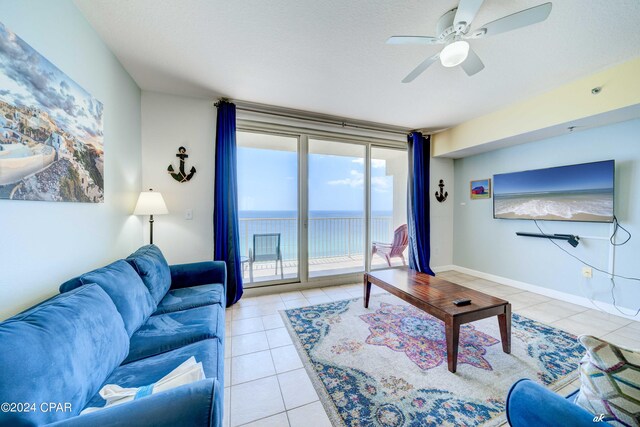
[185,209,193,220]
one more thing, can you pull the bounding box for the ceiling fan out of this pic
[388,0,552,82]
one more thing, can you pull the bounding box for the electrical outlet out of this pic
[185,209,193,220]
[582,266,593,278]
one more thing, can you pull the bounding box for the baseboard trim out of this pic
[447,265,640,321]
[432,265,456,273]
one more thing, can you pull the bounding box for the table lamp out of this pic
[134,189,168,244]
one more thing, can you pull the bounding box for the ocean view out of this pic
[494,189,613,222]
[239,210,394,260]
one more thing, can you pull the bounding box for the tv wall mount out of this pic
[516,232,580,248]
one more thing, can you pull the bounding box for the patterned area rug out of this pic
[281,293,584,427]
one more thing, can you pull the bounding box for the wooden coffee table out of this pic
[364,268,511,373]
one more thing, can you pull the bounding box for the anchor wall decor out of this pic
[435,179,448,203]
[168,146,196,183]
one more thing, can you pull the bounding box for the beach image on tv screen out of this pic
[493,160,614,222]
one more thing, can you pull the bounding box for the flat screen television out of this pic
[493,160,614,223]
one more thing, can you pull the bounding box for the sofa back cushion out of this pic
[60,260,156,336]
[0,284,130,426]
[126,244,172,305]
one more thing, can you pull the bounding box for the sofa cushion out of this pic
[125,304,225,364]
[85,339,223,411]
[153,283,225,315]
[575,335,640,427]
[47,379,221,427]
[0,284,130,426]
[60,260,156,336]
[126,244,172,305]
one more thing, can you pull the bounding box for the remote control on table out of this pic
[453,298,471,306]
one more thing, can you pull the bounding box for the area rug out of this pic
[280,294,584,427]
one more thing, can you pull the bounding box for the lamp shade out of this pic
[133,190,168,215]
[440,40,470,68]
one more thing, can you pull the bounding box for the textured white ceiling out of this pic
[74,0,640,129]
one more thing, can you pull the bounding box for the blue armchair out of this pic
[506,379,611,426]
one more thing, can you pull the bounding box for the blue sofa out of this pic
[0,245,226,427]
[506,379,611,426]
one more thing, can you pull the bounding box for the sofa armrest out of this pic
[169,262,227,290]
[47,379,222,427]
[506,379,608,427]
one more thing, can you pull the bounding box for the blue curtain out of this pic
[407,131,435,275]
[214,101,243,306]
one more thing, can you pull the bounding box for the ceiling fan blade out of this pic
[460,47,485,76]
[477,2,552,37]
[387,36,440,45]
[453,0,485,28]
[402,53,440,83]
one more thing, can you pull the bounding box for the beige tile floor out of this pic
[223,270,640,427]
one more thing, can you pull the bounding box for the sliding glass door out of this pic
[308,139,366,278]
[237,131,299,285]
[370,147,408,269]
[237,129,406,287]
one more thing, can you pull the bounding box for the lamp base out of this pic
[149,214,154,245]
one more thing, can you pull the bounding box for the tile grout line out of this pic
[267,342,290,426]
[231,372,277,387]
[514,299,580,318]
[231,330,292,355]
[231,325,322,423]
[228,378,233,427]
[284,408,293,427]
[283,395,321,412]
[234,410,288,427]
[600,321,635,337]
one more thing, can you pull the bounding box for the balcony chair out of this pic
[372,224,408,267]
[249,233,284,282]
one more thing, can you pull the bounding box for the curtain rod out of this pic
[215,99,411,137]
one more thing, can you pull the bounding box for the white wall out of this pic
[453,119,640,311]
[141,91,216,264]
[0,0,143,320]
[430,156,454,269]
[141,91,454,275]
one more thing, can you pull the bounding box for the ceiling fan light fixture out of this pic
[440,40,470,67]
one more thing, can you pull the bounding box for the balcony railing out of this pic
[239,216,394,261]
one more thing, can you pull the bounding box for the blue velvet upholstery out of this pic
[85,339,222,410]
[170,261,227,291]
[0,285,130,426]
[59,260,156,336]
[125,304,225,364]
[47,379,222,427]
[3,246,226,426]
[126,245,172,305]
[153,284,225,315]
[506,379,609,427]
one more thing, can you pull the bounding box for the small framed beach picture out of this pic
[470,178,491,199]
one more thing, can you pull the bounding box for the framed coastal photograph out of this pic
[0,21,104,203]
[470,178,491,199]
